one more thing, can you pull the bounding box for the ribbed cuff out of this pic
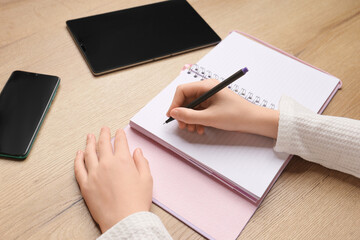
[97,211,172,240]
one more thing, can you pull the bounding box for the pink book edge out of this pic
[152,198,214,239]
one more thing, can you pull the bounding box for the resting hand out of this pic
[166,79,279,138]
[74,127,153,233]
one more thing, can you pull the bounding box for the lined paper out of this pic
[130,31,340,199]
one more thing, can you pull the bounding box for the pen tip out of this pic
[242,67,248,73]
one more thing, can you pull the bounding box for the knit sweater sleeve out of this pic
[96,211,172,240]
[274,96,360,178]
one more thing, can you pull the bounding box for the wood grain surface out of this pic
[0,0,359,239]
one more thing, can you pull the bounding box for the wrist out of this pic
[99,217,120,233]
[98,210,130,233]
[247,105,279,139]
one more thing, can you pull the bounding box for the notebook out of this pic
[129,31,342,203]
[118,31,341,239]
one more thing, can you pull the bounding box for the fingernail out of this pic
[77,150,82,155]
[88,134,93,140]
[134,148,143,157]
[138,148,143,155]
[171,109,178,118]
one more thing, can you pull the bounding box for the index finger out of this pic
[166,80,214,117]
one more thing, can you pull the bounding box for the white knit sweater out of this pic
[98,96,360,239]
[274,96,360,178]
[97,212,172,240]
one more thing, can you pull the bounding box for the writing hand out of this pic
[166,79,279,138]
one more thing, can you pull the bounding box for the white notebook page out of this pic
[131,32,340,199]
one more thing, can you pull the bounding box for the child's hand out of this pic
[74,127,153,233]
[166,79,279,138]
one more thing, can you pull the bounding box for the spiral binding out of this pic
[187,64,275,109]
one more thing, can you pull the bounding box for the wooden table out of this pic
[1,0,360,239]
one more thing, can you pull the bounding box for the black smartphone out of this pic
[0,71,60,159]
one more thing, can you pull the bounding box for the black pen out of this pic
[164,67,248,124]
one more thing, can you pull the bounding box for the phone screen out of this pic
[0,71,60,159]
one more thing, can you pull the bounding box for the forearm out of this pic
[274,96,360,178]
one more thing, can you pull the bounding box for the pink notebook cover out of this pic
[122,126,256,239]
[120,32,342,239]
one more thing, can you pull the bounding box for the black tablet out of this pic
[66,0,221,75]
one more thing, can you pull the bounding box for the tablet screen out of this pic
[66,0,221,75]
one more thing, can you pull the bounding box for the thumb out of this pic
[170,107,209,125]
